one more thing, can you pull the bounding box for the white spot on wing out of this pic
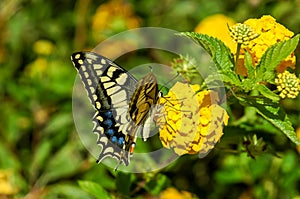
[103,82,115,89]
[92,94,98,101]
[101,76,111,82]
[96,70,103,76]
[107,67,118,78]
[96,101,101,109]
[93,64,103,70]
[116,73,128,85]
[90,87,95,93]
[101,58,107,65]
[110,90,127,104]
[96,115,103,122]
[81,65,86,71]
[106,86,121,95]
[87,79,92,85]
[75,54,80,59]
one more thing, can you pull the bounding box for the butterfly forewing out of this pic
[71,51,160,167]
[71,52,138,166]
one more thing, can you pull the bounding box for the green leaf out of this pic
[116,172,135,196]
[260,110,300,145]
[204,70,241,89]
[78,180,112,199]
[30,141,52,180]
[238,96,300,145]
[38,143,83,185]
[44,183,92,199]
[256,84,280,102]
[244,50,255,79]
[179,32,235,71]
[256,34,299,82]
[144,174,169,196]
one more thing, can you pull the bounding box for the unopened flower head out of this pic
[171,55,199,82]
[228,23,259,46]
[274,71,300,99]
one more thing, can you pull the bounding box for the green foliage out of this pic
[180,32,235,71]
[181,31,300,146]
[256,35,300,82]
[143,173,169,195]
[78,181,112,199]
[1,0,300,199]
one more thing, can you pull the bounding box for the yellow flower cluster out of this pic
[274,71,300,99]
[33,40,54,55]
[160,187,193,199]
[243,15,295,73]
[0,170,17,195]
[92,0,140,39]
[195,15,296,76]
[228,23,259,46]
[25,40,55,79]
[156,82,229,156]
[296,127,300,154]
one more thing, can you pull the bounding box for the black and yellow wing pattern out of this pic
[71,52,159,167]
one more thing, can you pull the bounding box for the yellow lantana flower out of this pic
[156,82,229,156]
[296,127,300,154]
[92,0,140,40]
[0,170,17,195]
[33,40,54,55]
[160,187,193,199]
[242,15,295,73]
[25,57,48,79]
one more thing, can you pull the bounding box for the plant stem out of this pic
[235,43,241,72]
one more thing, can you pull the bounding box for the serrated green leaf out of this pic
[259,109,300,145]
[179,32,235,71]
[204,70,241,89]
[241,79,257,92]
[78,180,112,199]
[238,96,300,145]
[244,51,255,79]
[256,35,299,82]
[256,84,280,102]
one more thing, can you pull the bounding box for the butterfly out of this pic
[71,52,160,168]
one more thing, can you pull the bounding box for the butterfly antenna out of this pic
[159,72,180,91]
[146,65,153,73]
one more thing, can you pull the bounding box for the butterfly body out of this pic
[71,52,159,167]
[129,73,159,125]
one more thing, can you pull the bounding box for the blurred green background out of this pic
[1,0,300,198]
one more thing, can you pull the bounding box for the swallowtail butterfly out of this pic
[71,52,159,168]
